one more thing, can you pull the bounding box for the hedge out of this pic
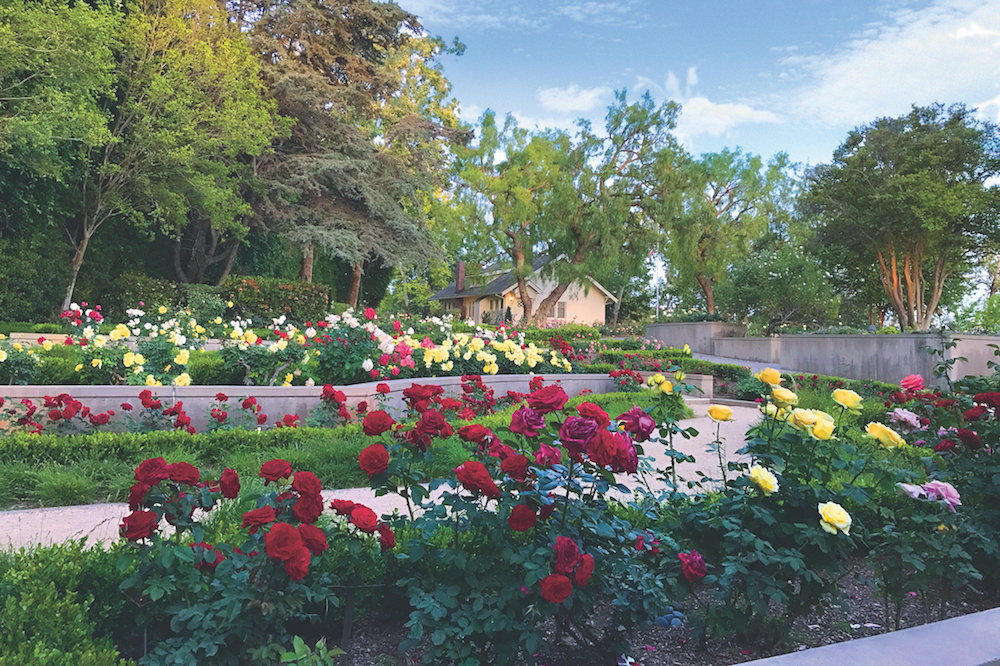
[223,276,330,325]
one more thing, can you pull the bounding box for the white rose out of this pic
[305,327,316,338]
[362,358,374,371]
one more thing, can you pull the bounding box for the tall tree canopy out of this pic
[802,104,1000,330]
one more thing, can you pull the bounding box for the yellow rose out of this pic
[158,306,167,315]
[865,422,905,448]
[226,301,234,308]
[789,408,818,430]
[13,343,22,352]
[174,349,190,365]
[123,352,136,367]
[771,387,798,407]
[818,502,852,535]
[682,343,691,354]
[756,367,782,386]
[811,419,835,441]
[649,373,666,386]
[42,341,53,351]
[674,370,686,382]
[749,465,779,495]
[74,363,83,372]
[759,402,779,418]
[91,358,102,368]
[707,405,734,422]
[658,380,674,395]
[0,350,6,362]
[145,374,157,386]
[832,389,862,412]
[174,372,191,387]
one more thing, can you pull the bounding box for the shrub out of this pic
[187,350,238,385]
[106,273,182,323]
[223,276,330,325]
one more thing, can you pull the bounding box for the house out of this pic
[429,256,617,325]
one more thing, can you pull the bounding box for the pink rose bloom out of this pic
[900,374,924,392]
[364,307,376,320]
[922,480,961,512]
[889,408,922,432]
[897,482,926,500]
[535,444,561,466]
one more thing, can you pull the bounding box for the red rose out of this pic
[330,499,357,516]
[359,444,390,477]
[576,402,610,429]
[363,410,396,436]
[574,553,594,586]
[558,416,598,461]
[120,510,158,541]
[458,424,492,444]
[534,444,561,467]
[215,393,229,402]
[242,396,257,410]
[376,383,391,394]
[935,439,956,453]
[965,405,989,422]
[293,493,324,524]
[527,385,569,414]
[259,459,292,484]
[134,457,170,486]
[282,545,311,581]
[454,460,500,498]
[349,505,379,533]
[298,523,329,555]
[378,522,395,552]
[219,468,240,499]
[356,401,368,414]
[242,506,277,534]
[402,383,444,410]
[190,542,224,570]
[610,432,638,474]
[416,409,452,438]
[975,391,1000,409]
[257,413,268,425]
[265,522,304,561]
[554,536,582,575]
[127,482,149,511]
[540,574,573,604]
[957,429,982,449]
[507,504,536,532]
[678,550,706,583]
[500,454,529,481]
[168,462,200,485]
[510,406,546,437]
[587,429,618,468]
[292,471,322,496]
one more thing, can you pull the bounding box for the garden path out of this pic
[0,400,761,550]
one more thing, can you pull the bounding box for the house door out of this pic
[472,300,480,323]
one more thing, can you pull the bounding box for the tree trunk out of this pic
[534,282,571,322]
[610,284,625,327]
[990,256,1000,297]
[346,262,362,308]
[695,273,715,314]
[216,241,239,286]
[299,244,314,283]
[62,233,92,312]
[510,241,533,325]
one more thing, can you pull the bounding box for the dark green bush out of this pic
[223,275,330,325]
[522,323,600,342]
[186,350,238,385]
[105,273,182,322]
[579,362,615,374]
[178,284,226,325]
[0,237,67,323]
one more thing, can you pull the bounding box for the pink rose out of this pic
[900,374,924,392]
[922,480,962,512]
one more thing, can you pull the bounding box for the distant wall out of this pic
[712,337,780,363]
[645,322,746,354]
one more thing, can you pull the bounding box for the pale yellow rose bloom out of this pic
[174,372,192,387]
[649,373,666,386]
[756,367,782,386]
[0,350,6,362]
[682,343,691,354]
[707,405,734,422]
[832,389,862,412]
[158,306,168,315]
[771,387,798,407]
[13,343,22,352]
[42,341,53,351]
[865,422,906,449]
[145,374,157,386]
[674,370,686,382]
[91,358,102,368]
[789,408,818,430]
[658,380,674,395]
[759,402,780,418]
[749,465,779,495]
[74,363,83,372]
[811,419,835,441]
[818,502,852,535]
[174,349,190,365]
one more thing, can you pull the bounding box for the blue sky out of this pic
[407,0,1000,167]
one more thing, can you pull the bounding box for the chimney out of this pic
[456,261,466,292]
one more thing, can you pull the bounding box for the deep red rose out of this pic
[356,401,368,415]
[587,429,618,468]
[134,457,170,486]
[416,409,452,438]
[215,393,229,402]
[265,522,304,561]
[458,424,492,444]
[259,459,292,484]
[501,454,530,481]
[293,493,324,524]
[487,439,516,460]
[454,460,500,498]
[934,439,956,453]
[363,410,396,436]
[617,405,656,442]
[535,444,561,467]
[298,523,329,556]
[574,553,594,586]
[404,428,433,452]
[359,444,390,477]
[120,402,134,411]
[538,499,556,522]
[510,406,546,438]
[349,505,379,533]
[47,409,62,421]
[508,504,537,532]
[376,383,391,394]
[527,385,569,414]
[242,396,257,410]
[559,416,598,461]
[120,510,158,541]
[554,536,582,575]
[330,499,357,516]
[540,574,573,604]
[242,506,277,534]
[127,482,149,511]
[956,429,982,449]
[219,468,240,499]
[292,471,322,496]
[975,391,1000,409]
[403,383,444,409]
[378,522,396,552]
[283,545,311,581]
[576,402,610,429]
[965,405,989,422]
[610,432,638,474]
[168,462,200,485]
[678,550,706,583]
[190,542,224,570]
[257,413,268,425]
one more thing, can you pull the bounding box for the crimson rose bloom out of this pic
[610,432,638,474]
[935,439,957,453]
[292,470,322,496]
[454,460,500,498]
[617,405,656,442]
[957,428,982,449]
[507,504,537,532]
[587,429,618,468]
[190,542,224,571]
[259,459,292,484]
[527,385,569,414]
[458,424,492,444]
[540,574,573,604]
[975,391,1000,409]
[501,454,530,481]
[510,406,546,438]
[554,536,582,575]
[678,550,706,583]
[574,553,595,586]
[965,405,989,422]
[168,462,200,485]
[127,482,149,511]
[349,505,379,533]
[559,416,598,461]
[265,522,304,561]
[416,409,453,438]
[576,402,610,429]
[134,457,170,485]
[298,523,329,555]
[219,468,240,499]
[363,410,396,436]
[242,506,277,534]
[283,544,311,581]
[293,493,324,524]
[535,444,561,467]
[376,383,391,394]
[120,510,158,541]
[378,522,396,552]
[330,499,357,516]
[359,444,390,477]
[403,383,443,409]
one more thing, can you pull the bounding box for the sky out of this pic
[404,0,1000,168]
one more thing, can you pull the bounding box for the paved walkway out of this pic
[0,398,761,550]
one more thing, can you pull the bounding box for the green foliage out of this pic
[521,324,600,342]
[187,350,238,386]
[104,274,182,323]
[579,362,614,374]
[953,293,1000,333]
[0,237,69,322]
[224,276,330,326]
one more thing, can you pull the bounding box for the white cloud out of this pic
[537,84,614,113]
[789,0,1000,126]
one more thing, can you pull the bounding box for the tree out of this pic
[654,148,794,315]
[802,104,1000,330]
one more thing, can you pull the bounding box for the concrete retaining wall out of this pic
[645,322,746,354]
[712,337,781,363]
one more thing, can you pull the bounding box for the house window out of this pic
[555,302,566,319]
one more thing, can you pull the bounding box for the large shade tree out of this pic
[802,104,1000,330]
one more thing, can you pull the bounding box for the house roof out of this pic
[430,255,618,303]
